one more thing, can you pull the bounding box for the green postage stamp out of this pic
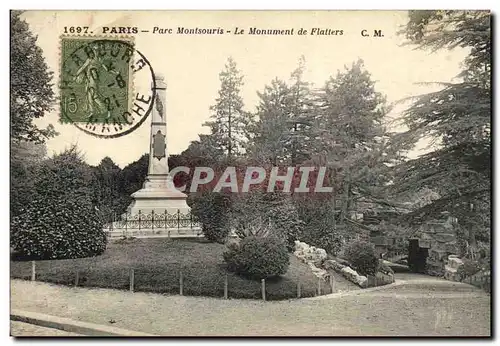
[59,36,155,138]
[60,37,132,124]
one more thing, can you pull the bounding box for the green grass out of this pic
[10,238,329,300]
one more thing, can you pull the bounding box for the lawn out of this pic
[10,238,329,300]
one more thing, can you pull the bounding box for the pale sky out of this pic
[23,10,468,167]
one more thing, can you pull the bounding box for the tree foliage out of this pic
[343,241,379,276]
[204,57,253,158]
[247,57,315,165]
[395,10,491,248]
[287,56,316,165]
[248,78,291,164]
[10,140,47,218]
[10,11,57,143]
[92,157,127,223]
[310,59,396,236]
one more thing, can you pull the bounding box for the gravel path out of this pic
[10,278,490,337]
[10,321,81,337]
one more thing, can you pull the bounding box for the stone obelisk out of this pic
[126,74,190,215]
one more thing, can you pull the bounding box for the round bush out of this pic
[223,236,290,279]
[10,149,107,260]
[11,197,106,260]
[343,241,379,276]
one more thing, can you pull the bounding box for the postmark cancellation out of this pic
[59,35,156,138]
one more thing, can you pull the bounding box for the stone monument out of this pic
[125,74,190,215]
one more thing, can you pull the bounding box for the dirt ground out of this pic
[10,275,490,337]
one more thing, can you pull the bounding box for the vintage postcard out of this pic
[10,10,491,337]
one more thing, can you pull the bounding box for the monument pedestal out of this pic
[126,175,190,215]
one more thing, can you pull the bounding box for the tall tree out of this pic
[312,59,394,235]
[287,56,315,165]
[247,57,315,166]
[204,57,252,159]
[395,10,491,250]
[10,11,57,143]
[248,78,290,164]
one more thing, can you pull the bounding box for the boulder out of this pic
[293,240,332,281]
[312,249,327,266]
[323,259,345,272]
[448,256,464,270]
[341,266,368,288]
[293,241,327,266]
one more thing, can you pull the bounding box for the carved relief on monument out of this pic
[155,93,164,118]
[152,130,166,160]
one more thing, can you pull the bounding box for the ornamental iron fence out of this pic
[109,210,201,231]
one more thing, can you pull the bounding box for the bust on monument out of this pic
[125,74,190,215]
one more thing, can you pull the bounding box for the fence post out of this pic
[164,210,168,229]
[129,269,135,292]
[75,271,80,287]
[317,277,322,295]
[31,261,36,281]
[138,210,142,231]
[297,281,301,298]
[261,279,266,301]
[177,209,181,230]
[179,271,184,295]
[190,212,193,229]
[329,275,336,293]
[224,274,228,299]
[152,210,155,231]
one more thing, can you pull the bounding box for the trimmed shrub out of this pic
[343,241,379,276]
[11,198,106,260]
[189,192,232,243]
[10,148,106,260]
[223,236,290,279]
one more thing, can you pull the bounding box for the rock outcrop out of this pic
[294,241,394,288]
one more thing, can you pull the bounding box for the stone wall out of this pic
[411,215,459,276]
